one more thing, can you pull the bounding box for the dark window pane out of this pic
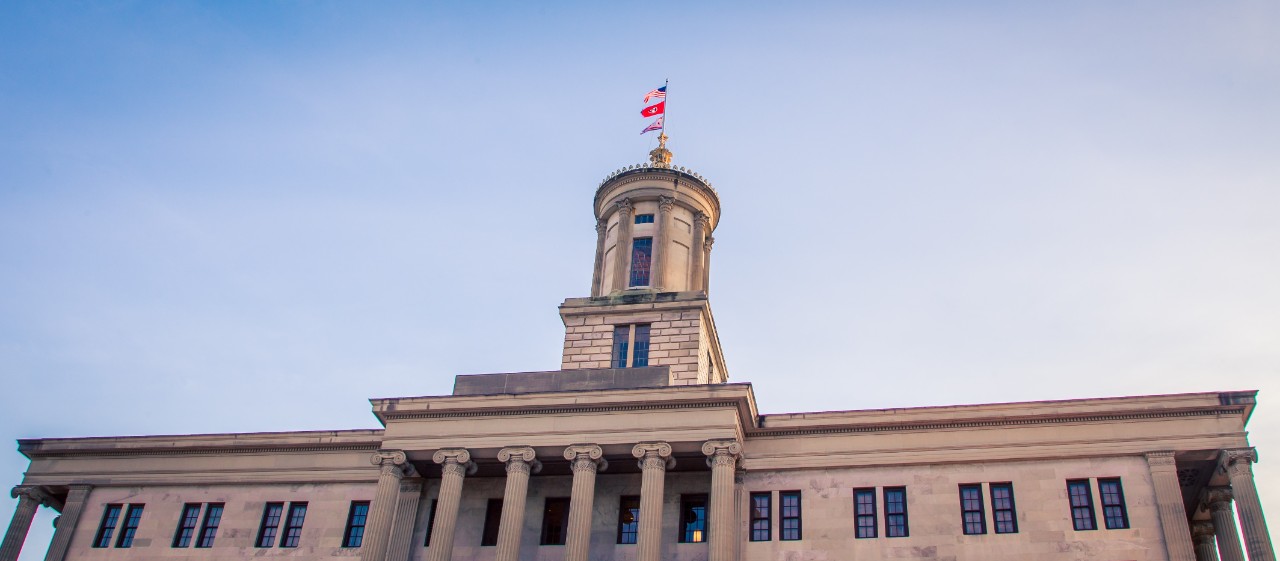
[424,500,438,547]
[172,504,202,548]
[635,214,655,224]
[612,326,630,368]
[884,487,908,537]
[1067,480,1096,531]
[617,496,640,545]
[854,489,877,539]
[1098,479,1129,529]
[678,494,708,543]
[780,491,801,541]
[632,325,650,367]
[195,504,223,548]
[256,503,284,548]
[116,504,145,548]
[629,237,653,287]
[540,498,571,545]
[991,483,1018,534]
[959,485,985,535]
[281,503,307,548]
[343,501,370,548]
[94,505,122,548]
[481,499,503,546]
[749,492,771,542]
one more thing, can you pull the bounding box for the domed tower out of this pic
[559,134,728,385]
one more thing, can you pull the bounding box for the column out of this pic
[702,440,741,561]
[385,477,424,561]
[43,485,91,561]
[1221,449,1275,561]
[612,199,634,292]
[1193,521,1221,561]
[591,219,606,297]
[1,486,53,561]
[651,196,674,291]
[495,447,540,561]
[632,442,674,561]
[425,449,475,561]
[363,450,414,561]
[1206,487,1246,561]
[701,236,714,292]
[564,444,607,561]
[1146,452,1196,561]
[689,212,708,292]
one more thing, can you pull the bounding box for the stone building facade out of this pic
[2,141,1274,561]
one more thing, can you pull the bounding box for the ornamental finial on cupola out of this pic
[649,133,673,168]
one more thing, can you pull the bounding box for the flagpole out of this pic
[660,78,668,136]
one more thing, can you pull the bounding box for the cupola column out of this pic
[612,199,635,292]
[495,447,540,561]
[632,442,674,561]
[703,440,741,561]
[690,212,709,292]
[652,196,675,290]
[591,220,606,297]
[563,445,607,561]
[1220,449,1275,561]
[702,236,715,292]
[1206,488,1247,561]
[426,449,475,561]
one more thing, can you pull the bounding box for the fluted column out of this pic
[633,442,674,561]
[1146,452,1196,561]
[1221,449,1275,561]
[1207,488,1247,561]
[591,219,607,296]
[1193,521,1222,561]
[1,486,54,561]
[612,199,634,292]
[701,236,714,292]
[703,440,741,561]
[386,477,424,561]
[363,450,414,561]
[651,196,674,290]
[564,444,607,561]
[689,212,708,291]
[495,447,540,561]
[43,485,91,561]
[425,449,475,561]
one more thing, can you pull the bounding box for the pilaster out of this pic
[1145,452,1195,561]
[43,485,91,561]
[386,477,423,561]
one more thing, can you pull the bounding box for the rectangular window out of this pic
[195,503,223,548]
[635,214,655,224]
[540,497,571,545]
[854,489,877,538]
[884,487,908,538]
[256,503,284,548]
[481,499,502,546]
[1067,480,1096,531]
[116,504,145,548]
[617,496,640,545]
[424,500,438,546]
[94,504,123,548]
[749,492,771,542]
[611,325,630,368]
[629,237,653,287]
[959,484,986,535]
[281,502,307,548]
[991,483,1018,534]
[780,491,802,541]
[343,501,370,548]
[632,324,650,367]
[1098,478,1129,529]
[678,494,708,543]
[172,504,201,548]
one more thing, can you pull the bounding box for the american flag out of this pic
[641,116,664,134]
[643,85,667,103]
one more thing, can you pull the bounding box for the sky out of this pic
[1,1,1277,558]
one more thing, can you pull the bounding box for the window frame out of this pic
[93,504,123,548]
[959,484,986,535]
[749,492,771,542]
[779,491,802,541]
[677,494,708,543]
[611,324,652,368]
[256,502,284,548]
[1098,478,1130,530]
[280,502,308,548]
[990,482,1018,534]
[1067,479,1097,531]
[172,503,202,548]
[634,214,655,224]
[480,498,503,547]
[854,488,877,539]
[115,504,145,548]
[342,501,371,548]
[195,503,223,548]
[540,497,571,546]
[629,237,654,287]
[617,495,640,545]
[884,487,909,538]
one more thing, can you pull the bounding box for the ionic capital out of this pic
[1219,448,1259,478]
[658,195,675,213]
[433,448,477,477]
[564,444,608,474]
[615,198,634,217]
[10,485,57,509]
[370,449,417,478]
[1191,520,1217,542]
[1145,450,1178,470]
[1205,486,1235,512]
[498,446,542,475]
[702,439,741,469]
[632,442,675,471]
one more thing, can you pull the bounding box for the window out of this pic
[424,500,438,546]
[959,485,986,535]
[991,483,1018,534]
[780,491,802,541]
[540,497,571,545]
[611,324,651,368]
[256,503,284,547]
[343,501,370,548]
[281,503,307,548]
[635,214,654,224]
[678,494,708,543]
[195,504,223,548]
[854,489,876,538]
[1098,478,1129,529]
[116,504,145,548]
[481,499,502,546]
[1067,480,1096,531]
[749,492,771,542]
[629,237,653,287]
[617,496,640,544]
[884,487,908,538]
[93,504,123,548]
[173,504,201,548]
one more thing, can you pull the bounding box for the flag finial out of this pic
[649,133,673,168]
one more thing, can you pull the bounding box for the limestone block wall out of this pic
[560,310,710,385]
[67,482,377,559]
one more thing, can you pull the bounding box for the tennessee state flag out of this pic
[640,101,665,118]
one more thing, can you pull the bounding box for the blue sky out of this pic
[2,1,1277,557]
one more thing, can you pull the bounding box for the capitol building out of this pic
[2,138,1273,561]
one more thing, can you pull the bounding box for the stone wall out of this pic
[560,309,707,386]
